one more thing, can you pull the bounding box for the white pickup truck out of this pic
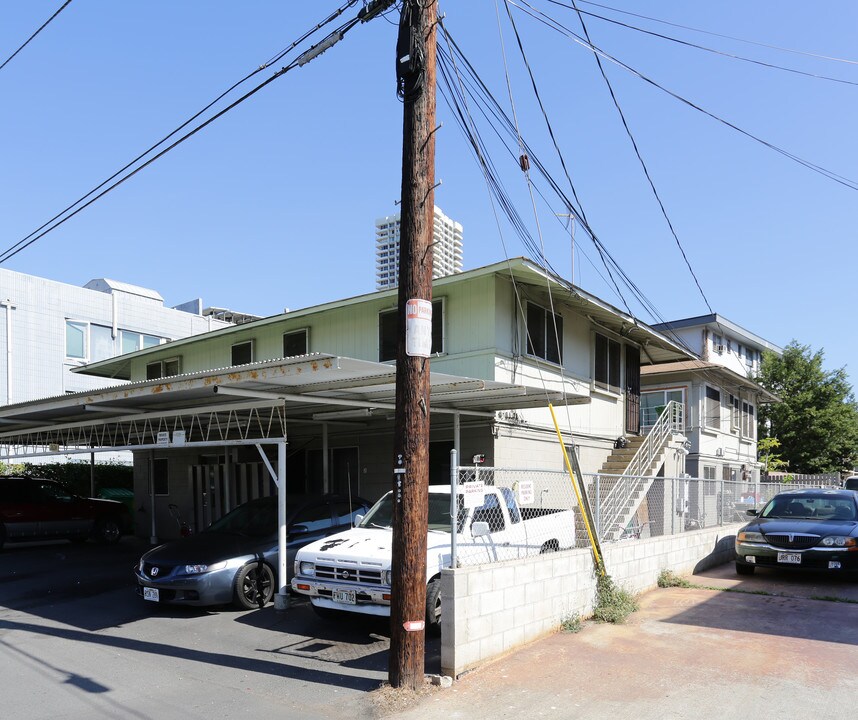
[291,484,576,633]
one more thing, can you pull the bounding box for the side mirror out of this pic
[289,524,310,536]
[745,508,759,516]
[472,521,490,538]
[354,514,364,526]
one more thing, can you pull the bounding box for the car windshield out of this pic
[206,499,277,537]
[359,492,464,532]
[760,494,857,521]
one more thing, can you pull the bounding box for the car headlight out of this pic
[821,536,857,548]
[183,561,227,575]
[382,570,392,586]
[299,561,315,577]
[737,531,764,543]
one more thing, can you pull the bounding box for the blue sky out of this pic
[1,1,856,386]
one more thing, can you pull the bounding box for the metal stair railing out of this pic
[598,401,684,541]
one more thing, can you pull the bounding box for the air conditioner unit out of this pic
[715,344,726,354]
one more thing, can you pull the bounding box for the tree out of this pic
[757,341,858,474]
[757,437,789,475]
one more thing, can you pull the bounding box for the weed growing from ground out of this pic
[560,611,582,633]
[657,569,693,588]
[593,574,638,623]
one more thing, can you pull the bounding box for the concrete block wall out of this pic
[441,522,743,677]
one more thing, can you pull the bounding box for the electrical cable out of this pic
[571,0,858,66]
[556,3,858,88]
[565,0,715,314]
[0,1,362,265]
[437,27,708,363]
[0,0,73,72]
[509,1,858,191]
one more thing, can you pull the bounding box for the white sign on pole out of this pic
[405,298,432,358]
[517,480,535,506]
[462,480,485,509]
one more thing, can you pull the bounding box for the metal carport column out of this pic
[275,439,289,610]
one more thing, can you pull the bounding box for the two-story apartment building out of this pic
[64,258,691,535]
[641,314,781,483]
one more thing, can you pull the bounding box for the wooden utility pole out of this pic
[388,0,437,690]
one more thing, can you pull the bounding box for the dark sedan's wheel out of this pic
[233,562,275,610]
[93,517,122,545]
[736,562,755,576]
[425,578,442,636]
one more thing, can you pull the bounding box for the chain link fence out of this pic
[448,462,833,567]
[582,474,830,543]
[451,465,579,568]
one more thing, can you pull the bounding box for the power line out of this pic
[437,25,708,362]
[511,0,858,192]
[553,2,858,88]
[564,0,714,314]
[0,1,363,265]
[571,0,858,66]
[0,0,73,72]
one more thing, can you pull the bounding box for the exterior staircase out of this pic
[576,401,684,544]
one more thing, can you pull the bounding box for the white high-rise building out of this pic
[375,206,463,290]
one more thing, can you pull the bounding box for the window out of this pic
[65,320,87,359]
[712,334,723,354]
[283,329,308,358]
[120,330,162,354]
[703,465,716,496]
[729,394,740,432]
[378,299,443,362]
[151,458,169,496]
[231,340,254,365]
[90,324,114,362]
[704,386,721,430]
[742,401,755,439]
[146,357,181,380]
[640,388,684,427]
[526,303,563,365]
[594,333,621,393]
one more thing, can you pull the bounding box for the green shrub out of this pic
[1,460,133,497]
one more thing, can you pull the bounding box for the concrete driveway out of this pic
[391,562,858,719]
[0,537,439,720]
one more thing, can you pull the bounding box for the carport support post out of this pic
[149,450,157,544]
[275,439,290,610]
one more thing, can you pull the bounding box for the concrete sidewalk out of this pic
[387,563,858,719]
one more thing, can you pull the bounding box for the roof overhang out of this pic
[0,354,588,459]
[641,360,780,403]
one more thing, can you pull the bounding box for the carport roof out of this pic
[0,354,586,458]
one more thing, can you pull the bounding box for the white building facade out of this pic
[375,205,463,290]
[642,314,782,482]
[0,269,232,405]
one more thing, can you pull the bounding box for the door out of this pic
[625,346,641,435]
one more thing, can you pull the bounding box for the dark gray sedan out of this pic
[135,494,370,609]
[735,488,858,576]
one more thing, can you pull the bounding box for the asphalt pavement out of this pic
[3,538,858,719]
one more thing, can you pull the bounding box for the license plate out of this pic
[332,589,356,605]
[143,587,160,602]
[777,552,801,565]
